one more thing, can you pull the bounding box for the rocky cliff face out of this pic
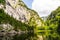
[0,0,44,40]
[3,0,43,27]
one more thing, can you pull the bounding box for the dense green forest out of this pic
[0,0,5,5]
[46,7,60,40]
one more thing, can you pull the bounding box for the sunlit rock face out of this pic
[0,24,13,30]
[5,0,30,23]
[0,4,4,9]
[0,0,44,40]
[4,0,43,27]
[6,0,19,8]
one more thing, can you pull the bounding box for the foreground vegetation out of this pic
[0,9,37,40]
[36,7,60,40]
[0,5,60,40]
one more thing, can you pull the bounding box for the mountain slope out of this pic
[46,7,60,28]
[0,9,33,31]
[4,0,43,27]
[0,0,44,40]
[0,8,37,40]
[46,7,60,40]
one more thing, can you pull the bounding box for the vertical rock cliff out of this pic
[3,0,43,27]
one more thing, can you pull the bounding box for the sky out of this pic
[22,0,60,17]
[22,0,33,8]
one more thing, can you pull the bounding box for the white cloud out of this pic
[32,0,60,17]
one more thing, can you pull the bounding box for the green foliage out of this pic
[18,0,29,10]
[28,10,44,27]
[0,9,37,40]
[35,7,60,40]
[13,31,37,40]
[1,0,60,40]
[46,7,60,31]
[0,9,34,31]
[0,26,3,30]
[0,0,5,5]
[45,7,60,40]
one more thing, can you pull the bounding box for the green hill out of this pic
[45,7,60,40]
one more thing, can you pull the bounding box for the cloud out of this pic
[32,0,60,17]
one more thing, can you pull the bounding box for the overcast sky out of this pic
[22,0,60,17]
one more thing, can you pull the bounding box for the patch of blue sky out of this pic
[22,0,33,8]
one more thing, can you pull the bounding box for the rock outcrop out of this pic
[4,0,43,27]
[0,0,44,40]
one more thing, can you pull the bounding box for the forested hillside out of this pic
[45,7,60,40]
